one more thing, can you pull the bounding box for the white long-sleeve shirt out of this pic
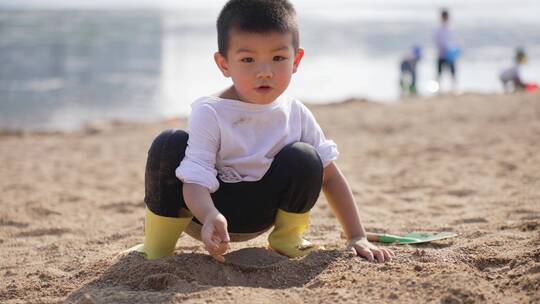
[176,95,339,193]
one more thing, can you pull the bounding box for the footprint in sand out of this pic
[498,161,517,172]
[444,203,463,208]
[392,208,416,214]
[440,288,487,304]
[471,256,511,272]
[511,209,540,221]
[139,273,198,292]
[528,264,540,274]
[16,227,71,237]
[99,201,141,214]
[520,214,540,221]
[446,189,476,198]
[516,221,539,232]
[511,208,534,214]
[0,219,29,228]
[452,217,488,225]
[224,247,287,268]
[499,221,539,232]
[30,206,61,216]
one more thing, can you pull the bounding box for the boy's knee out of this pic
[149,129,188,156]
[277,142,323,179]
[274,143,323,213]
[145,129,189,218]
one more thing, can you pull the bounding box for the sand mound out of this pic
[65,249,343,303]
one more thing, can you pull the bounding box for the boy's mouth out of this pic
[255,85,273,94]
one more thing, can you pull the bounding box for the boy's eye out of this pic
[240,57,254,63]
[273,56,287,61]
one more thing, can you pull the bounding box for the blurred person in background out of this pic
[399,45,422,97]
[500,48,538,93]
[434,9,460,92]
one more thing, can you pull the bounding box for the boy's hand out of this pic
[201,211,230,263]
[347,237,394,263]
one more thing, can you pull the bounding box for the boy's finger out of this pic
[221,231,230,243]
[205,244,218,256]
[356,248,374,262]
[211,232,229,249]
[212,242,229,256]
[201,227,217,248]
[385,248,395,258]
[204,236,222,254]
[215,222,230,243]
[372,249,385,263]
[212,254,225,263]
[215,232,230,246]
[205,235,227,255]
[381,248,393,261]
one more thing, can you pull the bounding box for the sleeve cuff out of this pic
[317,140,339,167]
[176,161,220,193]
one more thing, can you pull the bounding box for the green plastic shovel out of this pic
[366,231,457,244]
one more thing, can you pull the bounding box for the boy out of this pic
[129,0,393,263]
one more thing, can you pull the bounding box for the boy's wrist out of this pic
[347,234,366,241]
[345,235,368,250]
[201,208,221,224]
[345,230,367,241]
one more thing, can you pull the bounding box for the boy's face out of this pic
[214,30,304,105]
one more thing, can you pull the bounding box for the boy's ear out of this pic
[292,48,304,74]
[214,52,231,77]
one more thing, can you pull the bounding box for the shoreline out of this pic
[0,92,524,136]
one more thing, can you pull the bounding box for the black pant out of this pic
[144,129,324,233]
[437,57,456,79]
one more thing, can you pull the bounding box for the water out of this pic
[1,0,540,131]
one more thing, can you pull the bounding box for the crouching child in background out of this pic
[500,48,538,93]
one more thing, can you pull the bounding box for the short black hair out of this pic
[441,9,449,20]
[217,0,299,56]
[516,47,526,62]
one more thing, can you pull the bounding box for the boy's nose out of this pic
[256,64,273,79]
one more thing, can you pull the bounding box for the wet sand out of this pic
[1,93,539,303]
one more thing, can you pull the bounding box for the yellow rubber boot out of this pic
[128,207,192,260]
[268,209,320,258]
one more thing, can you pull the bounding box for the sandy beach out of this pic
[1,93,539,303]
